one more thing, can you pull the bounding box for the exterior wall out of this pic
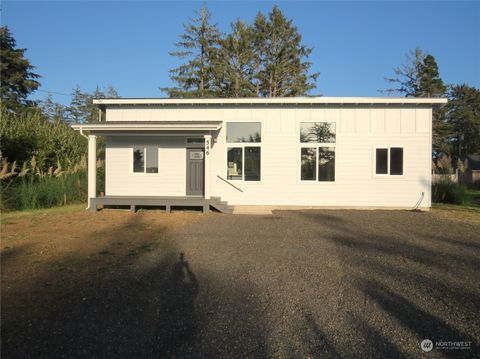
[105,105,432,208]
[106,136,186,196]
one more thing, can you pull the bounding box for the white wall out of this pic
[105,105,432,208]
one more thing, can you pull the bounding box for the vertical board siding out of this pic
[104,106,432,208]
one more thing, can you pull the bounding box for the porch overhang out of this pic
[72,121,222,134]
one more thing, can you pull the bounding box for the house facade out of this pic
[73,97,447,212]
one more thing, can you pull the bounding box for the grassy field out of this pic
[432,188,480,225]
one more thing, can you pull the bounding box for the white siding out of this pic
[104,106,432,208]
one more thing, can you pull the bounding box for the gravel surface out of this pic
[2,209,479,358]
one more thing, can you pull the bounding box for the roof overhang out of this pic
[92,97,448,106]
[72,121,222,133]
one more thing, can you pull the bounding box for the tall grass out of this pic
[0,156,92,211]
[432,179,468,205]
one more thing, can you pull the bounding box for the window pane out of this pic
[133,147,144,173]
[376,148,388,174]
[301,148,317,180]
[146,146,158,173]
[227,122,261,143]
[300,122,335,143]
[390,147,403,175]
[244,147,261,181]
[227,147,242,180]
[318,147,335,182]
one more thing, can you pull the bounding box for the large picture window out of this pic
[226,122,261,181]
[375,147,403,175]
[133,146,158,174]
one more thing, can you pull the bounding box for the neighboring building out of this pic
[72,97,447,213]
[465,154,480,184]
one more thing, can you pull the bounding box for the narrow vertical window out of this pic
[301,148,317,180]
[318,147,335,182]
[376,148,388,174]
[227,147,243,180]
[390,147,403,175]
[133,147,145,173]
[244,147,261,181]
[146,146,159,173]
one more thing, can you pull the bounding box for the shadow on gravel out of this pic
[1,215,267,358]
[297,210,480,357]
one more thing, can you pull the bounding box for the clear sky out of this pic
[2,1,479,105]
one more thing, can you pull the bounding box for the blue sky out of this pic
[2,1,479,105]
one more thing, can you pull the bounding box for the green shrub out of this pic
[432,179,468,204]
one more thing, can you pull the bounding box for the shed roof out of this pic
[92,97,448,106]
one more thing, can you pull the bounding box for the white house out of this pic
[72,97,447,213]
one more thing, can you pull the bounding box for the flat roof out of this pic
[72,121,222,132]
[92,97,448,106]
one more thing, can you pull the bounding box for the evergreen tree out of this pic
[383,48,446,97]
[383,48,449,153]
[215,20,257,97]
[162,5,221,98]
[68,85,118,123]
[40,94,68,123]
[253,6,319,97]
[0,26,40,111]
[446,84,480,158]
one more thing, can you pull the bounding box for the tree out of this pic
[383,47,446,98]
[163,5,319,98]
[162,5,221,98]
[446,84,480,158]
[383,48,449,153]
[253,6,319,97]
[0,26,40,110]
[214,20,257,98]
[68,85,119,123]
[40,94,68,123]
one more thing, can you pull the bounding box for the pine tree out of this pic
[162,5,221,98]
[383,48,449,153]
[68,85,119,123]
[214,20,257,98]
[40,94,68,123]
[446,85,480,158]
[253,6,319,97]
[0,26,40,111]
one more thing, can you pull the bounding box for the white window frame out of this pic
[373,146,405,177]
[225,122,262,182]
[299,122,336,183]
[131,146,160,175]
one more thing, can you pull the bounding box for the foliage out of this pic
[0,26,41,111]
[0,105,87,169]
[162,5,221,98]
[252,6,319,97]
[0,157,88,210]
[445,84,480,158]
[68,85,119,123]
[163,5,319,98]
[383,47,451,154]
[432,179,467,205]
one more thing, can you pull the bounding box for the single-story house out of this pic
[72,97,447,213]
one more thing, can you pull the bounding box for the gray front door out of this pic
[186,148,204,196]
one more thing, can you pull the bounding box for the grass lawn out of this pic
[432,188,480,225]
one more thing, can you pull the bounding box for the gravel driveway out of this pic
[2,209,479,358]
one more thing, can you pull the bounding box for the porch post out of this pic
[88,135,97,210]
[204,134,212,199]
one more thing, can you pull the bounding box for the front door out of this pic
[186,148,204,196]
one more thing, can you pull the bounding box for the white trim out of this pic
[72,123,222,132]
[92,97,448,106]
[132,146,160,175]
[372,146,405,177]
